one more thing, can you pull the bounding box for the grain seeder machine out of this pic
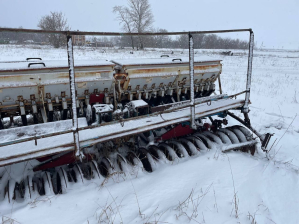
[0,28,272,203]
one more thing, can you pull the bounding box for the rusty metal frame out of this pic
[0,27,254,162]
[243,31,254,113]
[188,33,196,129]
[66,35,80,156]
[0,98,246,167]
[0,91,245,148]
[0,27,252,36]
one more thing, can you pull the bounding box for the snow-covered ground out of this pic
[0,45,299,224]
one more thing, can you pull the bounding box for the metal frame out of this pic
[243,31,254,113]
[0,92,245,148]
[0,98,246,167]
[0,27,252,36]
[188,33,196,129]
[66,35,80,156]
[0,27,254,159]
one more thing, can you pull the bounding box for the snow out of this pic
[0,45,298,224]
[0,118,87,143]
[67,37,80,155]
[0,59,114,71]
[1,151,298,224]
[130,100,148,109]
[111,56,221,66]
[93,104,113,113]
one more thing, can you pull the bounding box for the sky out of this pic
[0,0,298,49]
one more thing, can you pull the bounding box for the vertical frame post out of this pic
[218,75,223,94]
[189,33,196,130]
[67,35,80,156]
[243,30,254,113]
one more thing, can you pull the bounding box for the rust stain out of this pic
[146,77,153,83]
[114,73,128,87]
[0,75,25,80]
[77,82,87,88]
[0,65,114,74]
[194,64,220,70]
[56,73,69,78]
[131,68,165,74]
[124,64,220,75]
[1,69,112,81]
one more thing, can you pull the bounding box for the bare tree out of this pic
[113,0,154,49]
[37,11,70,48]
[113,6,135,49]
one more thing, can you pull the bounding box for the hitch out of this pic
[261,133,274,152]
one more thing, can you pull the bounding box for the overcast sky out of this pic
[0,0,298,49]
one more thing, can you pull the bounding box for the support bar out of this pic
[0,27,252,36]
[222,140,258,153]
[243,31,254,113]
[66,35,80,156]
[188,33,196,129]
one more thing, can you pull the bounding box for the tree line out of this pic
[112,0,248,49]
[0,28,248,50]
[0,27,46,44]
[0,27,248,50]
[0,0,248,49]
[112,31,248,49]
[0,12,68,47]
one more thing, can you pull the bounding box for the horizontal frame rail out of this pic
[0,27,252,36]
[0,92,245,148]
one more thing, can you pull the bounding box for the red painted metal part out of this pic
[33,152,94,172]
[33,152,77,172]
[160,124,195,141]
[89,93,105,104]
[36,156,53,162]
[203,123,211,131]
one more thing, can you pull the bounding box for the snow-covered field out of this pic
[0,45,299,224]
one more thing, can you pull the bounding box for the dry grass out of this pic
[1,216,20,224]
[100,172,126,187]
[175,183,213,223]
[94,198,123,224]
[28,195,57,208]
[226,155,239,219]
